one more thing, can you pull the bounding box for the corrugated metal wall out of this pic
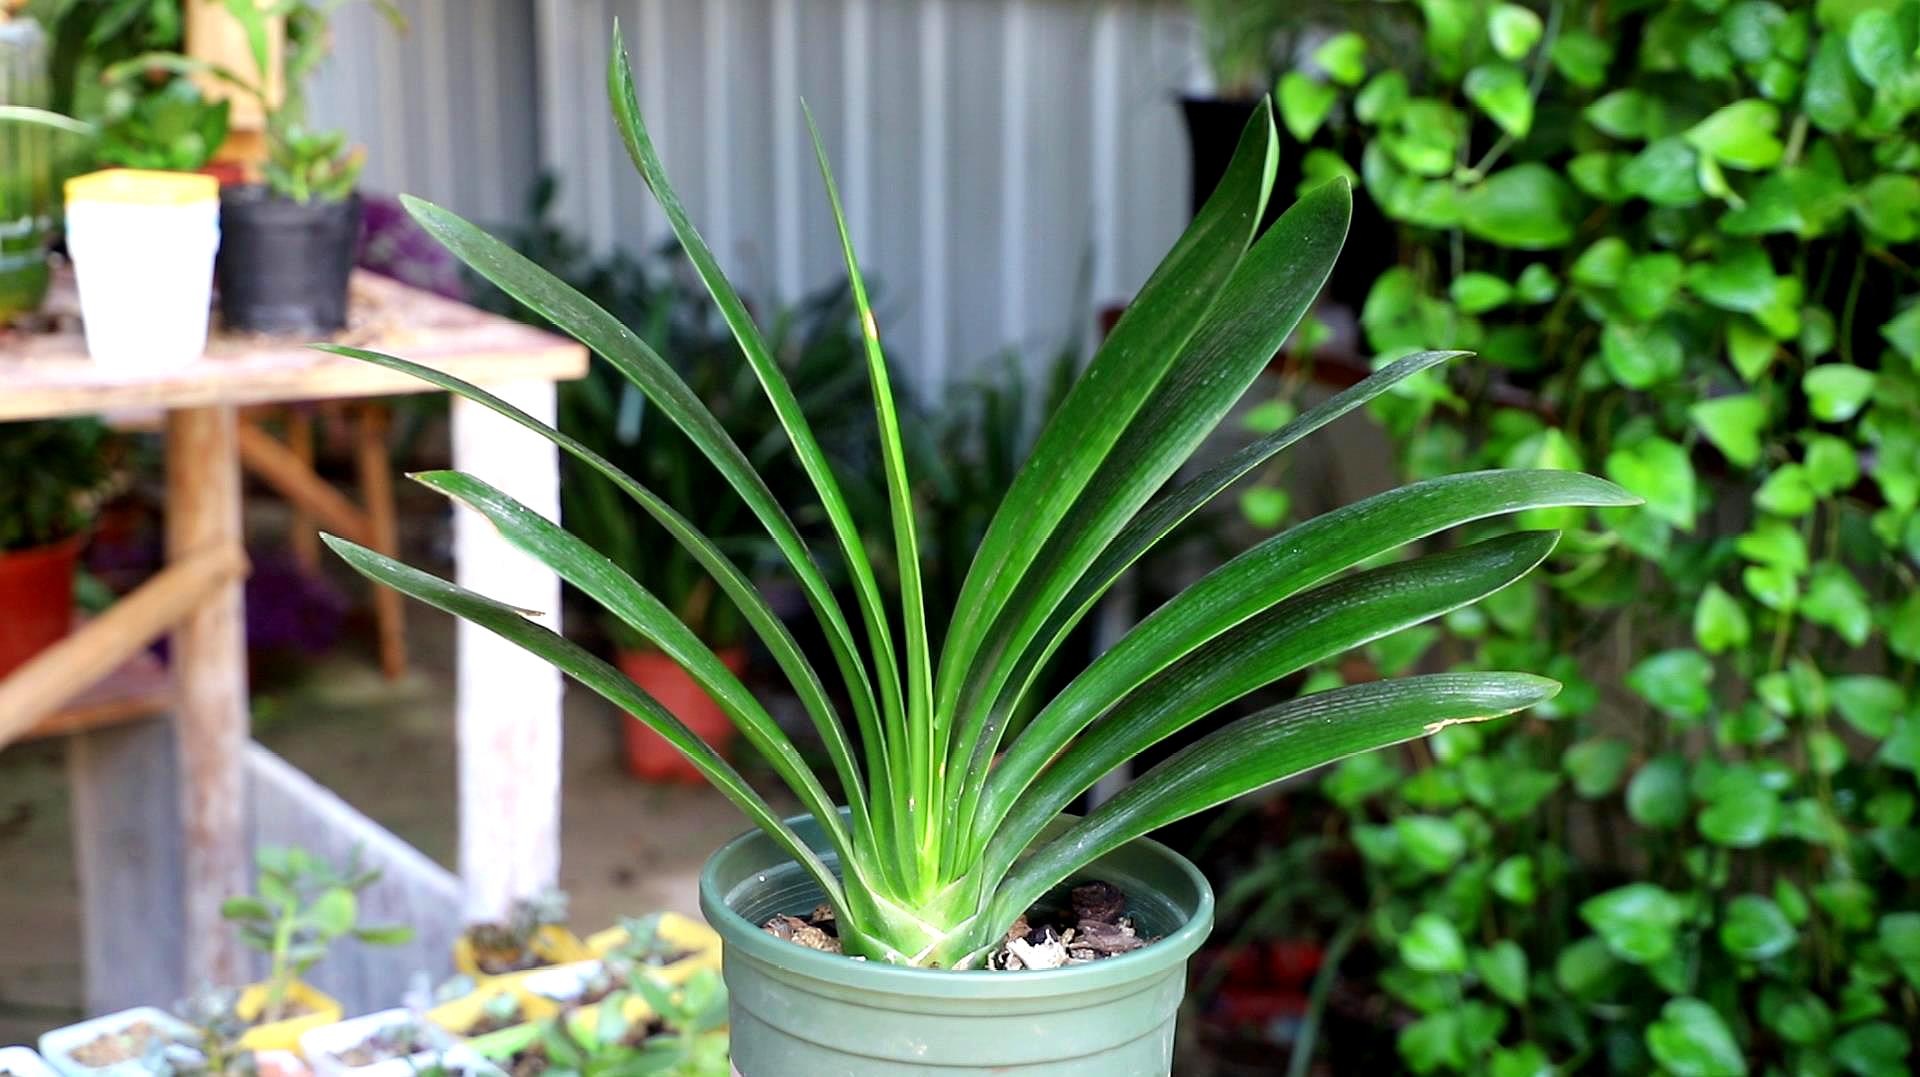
[312,0,1204,387]
[311,0,543,228]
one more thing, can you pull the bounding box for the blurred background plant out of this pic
[0,418,112,552]
[1202,0,1920,1072]
[93,73,226,170]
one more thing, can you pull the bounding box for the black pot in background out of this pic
[1180,95,1273,224]
[1179,94,1397,311]
[216,185,362,335]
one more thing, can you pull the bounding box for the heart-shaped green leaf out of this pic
[1690,393,1768,467]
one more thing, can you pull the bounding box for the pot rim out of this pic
[0,530,86,563]
[699,811,1215,997]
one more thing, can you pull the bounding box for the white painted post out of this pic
[451,381,564,922]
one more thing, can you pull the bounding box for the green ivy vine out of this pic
[1257,0,1920,1072]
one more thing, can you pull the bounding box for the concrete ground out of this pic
[0,593,793,1048]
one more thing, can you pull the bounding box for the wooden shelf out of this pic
[0,271,587,421]
[19,647,172,742]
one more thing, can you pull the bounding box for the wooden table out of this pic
[0,271,587,1002]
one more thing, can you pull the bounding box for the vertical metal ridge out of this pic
[999,0,1029,356]
[771,0,803,300]
[918,0,950,388]
[705,0,736,268]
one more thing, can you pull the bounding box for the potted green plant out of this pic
[320,27,1634,1074]
[0,418,108,677]
[218,845,414,1053]
[128,0,402,334]
[447,968,729,1077]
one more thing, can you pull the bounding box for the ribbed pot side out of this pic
[700,814,1214,1076]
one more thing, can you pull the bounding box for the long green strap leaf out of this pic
[954,349,1462,857]
[311,344,898,883]
[803,105,935,872]
[942,180,1353,859]
[983,673,1561,935]
[319,533,849,913]
[970,470,1633,858]
[963,348,1468,843]
[409,469,865,875]
[981,530,1561,884]
[606,34,914,853]
[933,100,1279,747]
[373,201,894,786]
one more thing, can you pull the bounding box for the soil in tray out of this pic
[463,1001,532,1038]
[332,1026,438,1068]
[761,881,1157,970]
[69,1021,175,1067]
[466,925,543,975]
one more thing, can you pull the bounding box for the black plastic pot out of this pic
[1180,95,1270,224]
[216,185,361,335]
[1179,94,1397,310]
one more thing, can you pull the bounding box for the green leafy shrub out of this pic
[1258,0,1920,1072]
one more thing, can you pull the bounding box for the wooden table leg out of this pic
[168,404,251,987]
[451,382,563,921]
[287,408,320,571]
[355,405,407,680]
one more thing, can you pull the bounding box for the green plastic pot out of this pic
[700,813,1214,1076]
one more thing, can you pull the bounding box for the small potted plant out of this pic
[447,968,729,1077]
[1180,0,1290,219]
[297,1010,447,1077]
[218,845,415,1053]
[452,888,588,980]
[169,984,308,1077]
[38,1008,198,1077]
[0,418,109,677]
[324,27,1635,1074]
[128,0,402,334]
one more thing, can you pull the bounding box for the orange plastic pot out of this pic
[615,647,746,783]
[0,535,81,678]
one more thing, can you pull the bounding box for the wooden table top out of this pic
[0,269,589,421]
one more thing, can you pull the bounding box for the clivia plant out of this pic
[319,25,1634,1074]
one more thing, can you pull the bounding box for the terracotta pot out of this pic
[615,648,746,782]
[0,534,81,678]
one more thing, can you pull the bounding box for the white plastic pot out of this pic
[37,1006,196,1077]
[63,169,220,372]
[297,1009,451,1077]
[0,1046,62,1077]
